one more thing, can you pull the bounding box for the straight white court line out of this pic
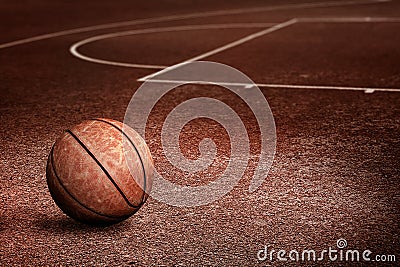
[69,23,277,69]
[138,19,298,81]
[141,79,400,93]
[298,17,400,22]
[0,0,390,49]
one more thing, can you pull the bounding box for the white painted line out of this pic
[70,16,400,69]
[256,83,400,92]
[138,19,298,81]
[0,0,390,49]
[298,17,400,22]
[72,58,166,69]
[69,23,277,69]
[183,19,298,62]
[140,79,400,92]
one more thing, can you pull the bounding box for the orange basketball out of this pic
[46,118,153,225]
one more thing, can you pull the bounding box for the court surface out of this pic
[1,0,399,266]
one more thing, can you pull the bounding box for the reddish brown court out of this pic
[1,0,399,266]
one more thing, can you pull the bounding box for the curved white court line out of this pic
[0,0,390,49]
[70,23,277,69]
[70,16,400,70]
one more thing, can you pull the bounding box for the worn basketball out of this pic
[46,118,154,225]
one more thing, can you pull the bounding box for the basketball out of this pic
[46,118,154,225]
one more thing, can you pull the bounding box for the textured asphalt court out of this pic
[1,0,399,266]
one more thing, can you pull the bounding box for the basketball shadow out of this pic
[34,214,129,234]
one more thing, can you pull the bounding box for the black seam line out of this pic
[92,118,147,203]
[66,130,141,209]
[93,119,147,192]
[50,146,129,220]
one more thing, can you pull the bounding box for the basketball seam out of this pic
[66,130,141,209]
[50,146,131,220]
[93,118,147,204]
